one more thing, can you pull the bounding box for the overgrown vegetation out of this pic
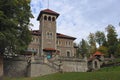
[98,66,120,72]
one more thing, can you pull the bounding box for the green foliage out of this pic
[116,40,120,56]
[0,0,33,55]
[88,33,96,54]
[97,46,108,56]
[95,31,106,46]
[106,25,118,56]
[98,66,120,72]
[81,24,120,57]
[78,39,90,57]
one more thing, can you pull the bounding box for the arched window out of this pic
[52,17,55,21]
[44,16,47,20]
[46,32,52,39]
[49,33,52,38]
[67,51,70,57]
[48,16,51,21]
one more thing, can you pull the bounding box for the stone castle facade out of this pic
[28,9,77,58]
[3,9,88,77]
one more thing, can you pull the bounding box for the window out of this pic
[67,51,71,57]
[59,41,61,45]
[66,41,67,46]
[52,17,55,21]
[69,42,71,46]
[49,33,52,38]
[32,37,34,42]
[56,40,58,44]
[46,32,53,39]
[44,16,47,20]
[57,40,60,45]
[47,52,52,59]
[36,38,39,42]
[48,16,51,21]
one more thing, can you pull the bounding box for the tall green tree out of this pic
[79,39,90,57]
[0,0,33,55]
[106,24,118,56]
[95,31,106,47]
[88,33,96,54]
[116,38,120,57]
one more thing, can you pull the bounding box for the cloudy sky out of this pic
[30,0,120,43]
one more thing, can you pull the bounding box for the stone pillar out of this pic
[59,61,63,73]
[0,56,3,79]
[43,56,48,63]
[31,54,35,62]
[84,56,87,62]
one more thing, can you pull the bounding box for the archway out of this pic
[92,59,100,70]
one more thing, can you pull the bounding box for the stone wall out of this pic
[4,57,59,77]
[29,62,58,77]
[4,56,88,77]
[62,59,88,72]
[62,61,88,72]
[4,56,28,77]
[0,56,3,79]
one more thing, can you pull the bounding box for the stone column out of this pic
[31,54,35,62]
[43,55,48,63]
[0,56,3,79]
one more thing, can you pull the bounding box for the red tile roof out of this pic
[57,33,76,40]
[88,51,104,61]
[93,51,103,56]
[31,30,41,36]
[31,30,76,40]
[43,48,56,51]
[41,9,59,15]
[37,9,59,20]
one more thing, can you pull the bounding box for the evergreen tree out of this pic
[106,24,118,56]
[88,33,96,54]
[0,0,33,55]
[79,39,90,57]
[116,38,120,57]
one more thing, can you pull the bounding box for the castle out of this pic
[3,9,88,77]
[28,9,77,58]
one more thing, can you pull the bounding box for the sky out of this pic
[30,0,120,43]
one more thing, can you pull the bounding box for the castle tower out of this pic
[37,9,59,58]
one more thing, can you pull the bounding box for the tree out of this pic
[116,39,120,57]
[95,31,106,47]
[0,0,33,55]
[88,33,96,54]
[79,39,90,57]
[97,46,108,57]
[106,24,118,56]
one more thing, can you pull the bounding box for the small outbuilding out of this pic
[88,51,104,71]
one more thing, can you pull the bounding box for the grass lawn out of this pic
[4,66,120,80]
[4,71,120,80]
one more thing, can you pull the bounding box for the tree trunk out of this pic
[0,55,3,79]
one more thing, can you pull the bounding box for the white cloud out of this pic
[30,0,120,43]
